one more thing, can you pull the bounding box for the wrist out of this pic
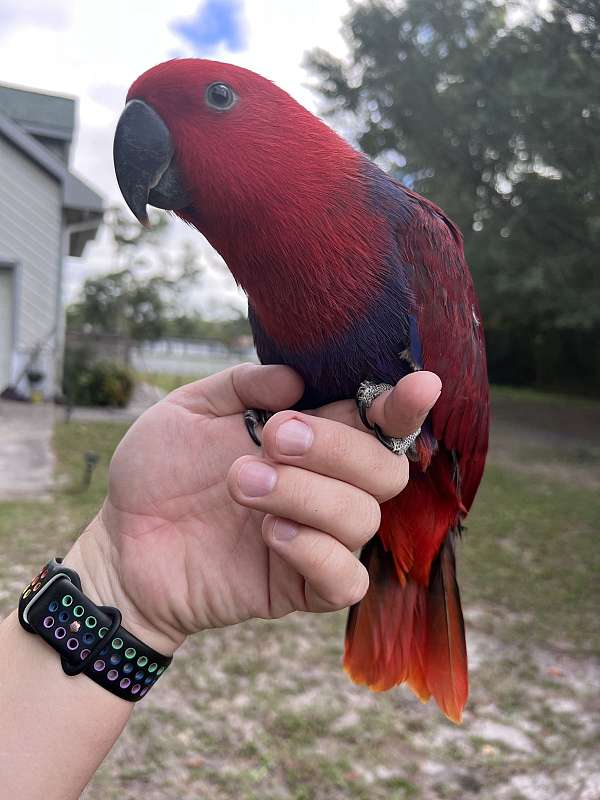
[63,514,183,657]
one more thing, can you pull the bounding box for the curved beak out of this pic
[113,99,190,225]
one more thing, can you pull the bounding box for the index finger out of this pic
[311,371,442,439]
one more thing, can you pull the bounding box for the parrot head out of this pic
[114,58,354,230]
[113,58,383,345]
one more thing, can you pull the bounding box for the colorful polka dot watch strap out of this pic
[18,559,172,702]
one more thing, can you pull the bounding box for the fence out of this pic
[65,332,257,378]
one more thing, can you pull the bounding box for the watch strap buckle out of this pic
[61,606,122,676]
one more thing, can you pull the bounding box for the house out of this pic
[0,82,103,400]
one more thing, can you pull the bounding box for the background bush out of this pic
[63,348,134,408]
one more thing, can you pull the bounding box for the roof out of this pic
[0,87,103,256]
[0,83,75,142]
[63,171,104,214]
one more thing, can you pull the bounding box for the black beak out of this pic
[113,99,190,225]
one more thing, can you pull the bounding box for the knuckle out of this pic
[286,471,315,514]
[353,493,381,541]
[326,425,352,463]
[377,454,410,501]
[339,564,370,608]
[235,361,256,374]
[231,361,257,389]
[306,535,339,576]
[274,464,313,514]
[328,491,354,527]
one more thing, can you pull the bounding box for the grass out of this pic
[462,463,600,656]
[1,389,599,799]
[490,384,600,408]
[0,421,129,593]
[136,370,204,394]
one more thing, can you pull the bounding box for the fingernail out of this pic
[276,419,313,456]
[238,461,277,497]
[272,519,299,541]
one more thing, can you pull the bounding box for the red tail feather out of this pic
[344,537,425,692]
[424,535,468,723]
[344,463,469,722]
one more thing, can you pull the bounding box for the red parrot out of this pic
[113,59,489,722]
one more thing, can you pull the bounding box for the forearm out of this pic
[0,517,171,800]
[0,610,132,799]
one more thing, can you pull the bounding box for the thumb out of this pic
[168,362,304,417]
[367,371,442,439]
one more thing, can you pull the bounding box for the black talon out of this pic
[357,401,374,430]
[356,380,392,430]
[356,380,422,458]
[244,408,272,447]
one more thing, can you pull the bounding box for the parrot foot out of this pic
[244,408,273,447]
[356,381,421,459]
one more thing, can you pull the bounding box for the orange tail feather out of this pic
[424,534,468,723]
[344,533,468,722]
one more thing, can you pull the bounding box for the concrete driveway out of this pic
[0,385,163,501]
[0,400,56,500]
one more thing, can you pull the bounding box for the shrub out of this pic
[63,349,134,408]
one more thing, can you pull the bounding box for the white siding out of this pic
[0,133,62,396]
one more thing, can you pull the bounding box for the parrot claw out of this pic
[244,408,273,447]
[356,380,421,459]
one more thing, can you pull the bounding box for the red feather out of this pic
[425,535,468,723]
[345,192,488,722]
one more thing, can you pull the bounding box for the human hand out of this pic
[66,364,441,655]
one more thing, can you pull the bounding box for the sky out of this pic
[0,0,351,312]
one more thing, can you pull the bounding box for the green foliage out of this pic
[164,309,252,346]
[67,268,168,341]
[135,371,191,394]
[306,0,600,392]
[67,205,250,347]
[67,206,206,342]
[63,347,134,408]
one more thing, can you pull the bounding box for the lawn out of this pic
[135,370,203,395]
[0,389,599,800]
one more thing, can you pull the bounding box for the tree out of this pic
[306,0,600,392]
[67,269,167,341]
[67,208,205,341]
[165,308,251,346]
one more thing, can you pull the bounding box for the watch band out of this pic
[18,559,172,701]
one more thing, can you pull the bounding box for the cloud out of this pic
[0,0,350,308]
[172,0,246,54]
[0,0,70,38]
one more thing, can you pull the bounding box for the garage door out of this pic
[0,268,14,390]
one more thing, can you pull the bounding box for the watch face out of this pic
[21,563,49,599]
[20,572,75,626]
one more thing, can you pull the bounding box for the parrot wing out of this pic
[344,174,489,723]
[396,185,489,511]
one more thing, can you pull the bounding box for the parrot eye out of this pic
[205,82,236,111]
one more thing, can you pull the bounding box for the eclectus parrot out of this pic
[113,59,489,723]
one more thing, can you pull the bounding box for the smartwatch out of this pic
[18,558,172,701]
